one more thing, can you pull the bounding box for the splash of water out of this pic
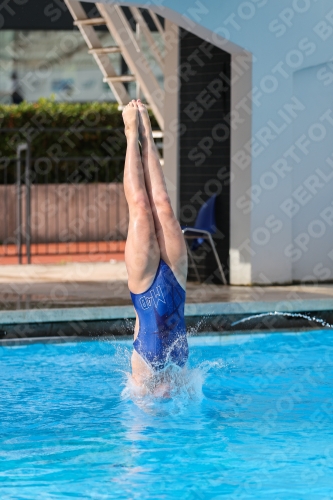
[120,364,205,415]
[187,315,210,337]
[109,334,227,415]
[231,311,333,329]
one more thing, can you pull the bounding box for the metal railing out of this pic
[16,143,30,263]
[0,128,128,264]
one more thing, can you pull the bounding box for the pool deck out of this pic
[0,262,333,326]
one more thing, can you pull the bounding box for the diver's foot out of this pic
[122,100,139,139]
[137,99,153,143]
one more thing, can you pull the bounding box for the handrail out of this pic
[16,143,31,264]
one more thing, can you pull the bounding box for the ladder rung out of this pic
[74,17,105,26]
[88,47,121,55]
[104,75,136,83]
[152,130,163,139]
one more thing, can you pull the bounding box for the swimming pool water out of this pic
[1,330,333,499]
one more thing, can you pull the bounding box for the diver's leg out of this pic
[137,99,187,289]
[123,101,160,293]
[122,101,160,385]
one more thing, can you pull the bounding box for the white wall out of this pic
[291,62,333,281]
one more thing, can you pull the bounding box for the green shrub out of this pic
[0,98,158,184]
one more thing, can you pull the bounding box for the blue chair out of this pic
[182,195,227,284]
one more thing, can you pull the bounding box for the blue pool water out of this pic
[1,330,333,499]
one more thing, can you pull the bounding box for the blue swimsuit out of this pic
[130,260,188,371]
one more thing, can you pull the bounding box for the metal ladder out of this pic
[64,0,165,131]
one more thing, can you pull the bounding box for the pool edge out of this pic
[0,298,333,325]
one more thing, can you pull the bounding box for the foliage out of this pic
[0,98,158,183]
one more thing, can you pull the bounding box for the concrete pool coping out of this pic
[0,332,309,347]
[0,298,333,325]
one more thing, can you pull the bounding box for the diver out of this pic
[122,99,188,394]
